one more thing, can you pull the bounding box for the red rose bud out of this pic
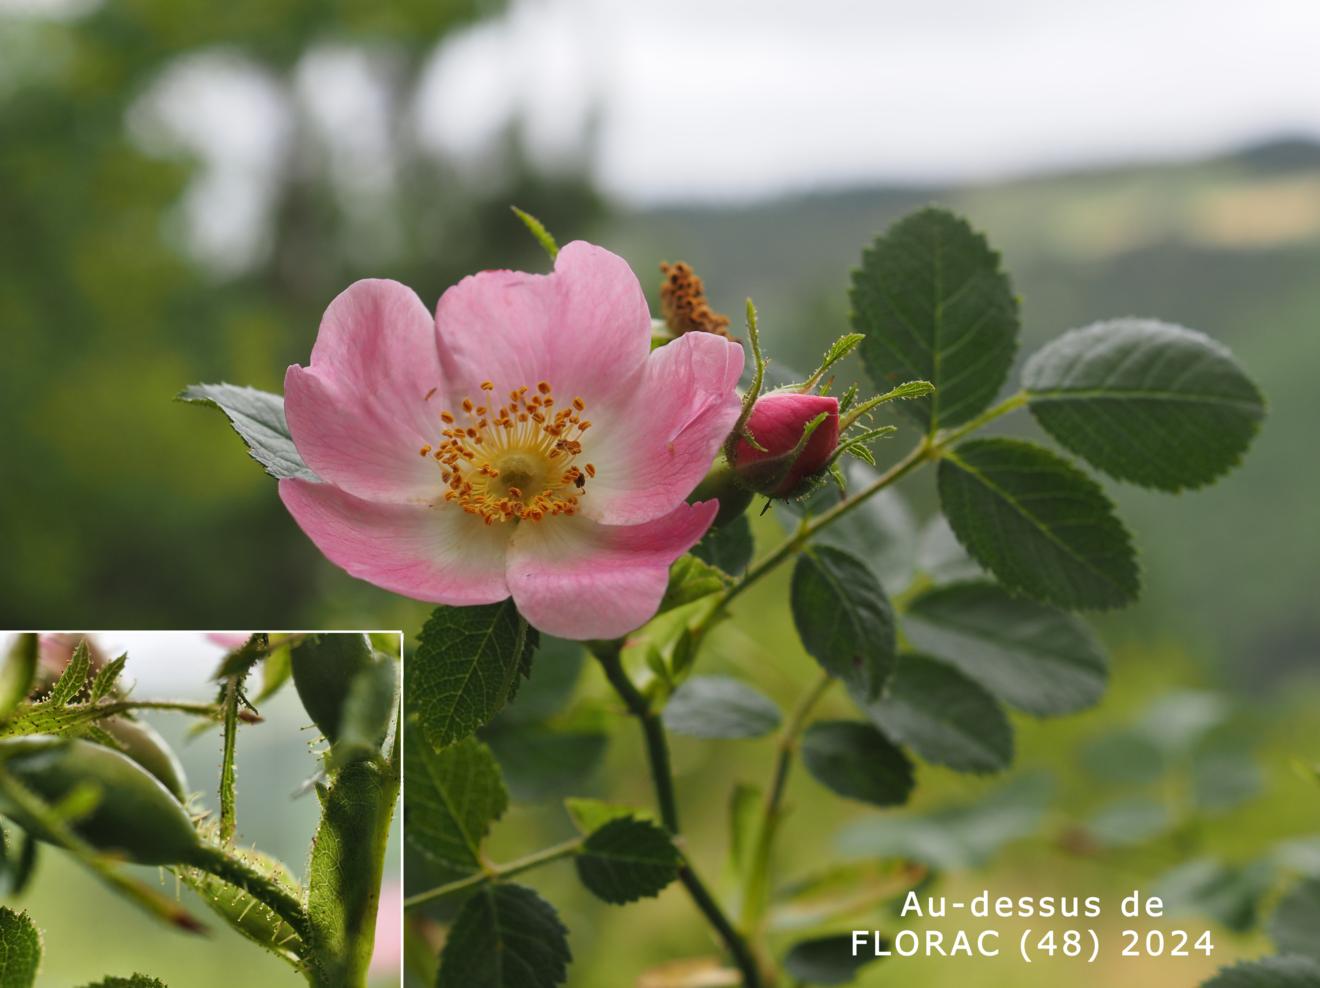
[731,392,840,497]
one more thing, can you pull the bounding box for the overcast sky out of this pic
[10,0,1319,266]
[420,0,1320,202]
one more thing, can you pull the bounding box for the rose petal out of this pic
[506,500,718,639]
[581,332,744,525]
[279,479,509,605]
[285,279,449,502]
[434,241,651,410]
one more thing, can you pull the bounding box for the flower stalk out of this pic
[590,642,765,988]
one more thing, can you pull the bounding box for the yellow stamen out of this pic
[428,381,595,524]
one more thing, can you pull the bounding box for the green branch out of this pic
[219,676,240,844]
[188,842,313,946]
[590,643,764,988]
[740,670,834,938]
[402,838,586,910]
[701,388,1029,632]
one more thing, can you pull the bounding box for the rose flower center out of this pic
[419,380,595,525]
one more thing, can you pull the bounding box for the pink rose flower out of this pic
[279,242,744,639]
[731,391,840,496]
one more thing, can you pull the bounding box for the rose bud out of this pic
[730,391,840,497]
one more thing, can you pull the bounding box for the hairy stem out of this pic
[219,677,240,844]
[403,838,586,909]
[305,757,400,988]
[591,643,764,988]
[189,841,313,945]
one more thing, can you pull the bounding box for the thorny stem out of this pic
[591,643,764,988]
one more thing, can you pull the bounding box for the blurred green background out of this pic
[1,1,1318,986]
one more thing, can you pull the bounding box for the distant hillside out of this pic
[603,138,1320,685]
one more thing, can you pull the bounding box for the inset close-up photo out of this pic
[0,632,401,988]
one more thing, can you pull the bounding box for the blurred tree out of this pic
[0,0,603,627]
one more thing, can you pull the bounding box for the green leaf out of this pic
[770,860,921,932]
[661,676,781,739]
[783,933,882,986]
[661,554,728,611]
[88,654,128,703]
[1023,319,1265,491]
[409,602,535,749]
[575,817,680,905]
[436,883,571,988]
[727,783,761,887]
[403,732,506,871]
[78,979,168,988]
[691,514,754,575]
[496,636,583,724]
[902,581,1108,716]
[7,833,37,898]
[791,546,896,699]
[254,643,293,705]
[1079,730,1166,785]
[1192,748,1263,814]
[0,636,37,722]
[1085,797,1172,847]
[1137,691,1229,756]
[937,438,1139,610]
[290,633,372,742]
[564,798,654,834]
[0,906,40,988]
[212,633,270,680]
[1156,858,1274,933]
[511,206,559,260]
[0,701,116,740]
[850,206,1019,431]
[177,383,316,481]
[482,723,607,803]
[1271,879,1320,963]
[915,514,982,585]
[1202,957,1320,988]
[800,721,914,807]
[1274,837,1320,878]
[836,773,1053,869]
[864,653,1012,774]
[46,639,91,707]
